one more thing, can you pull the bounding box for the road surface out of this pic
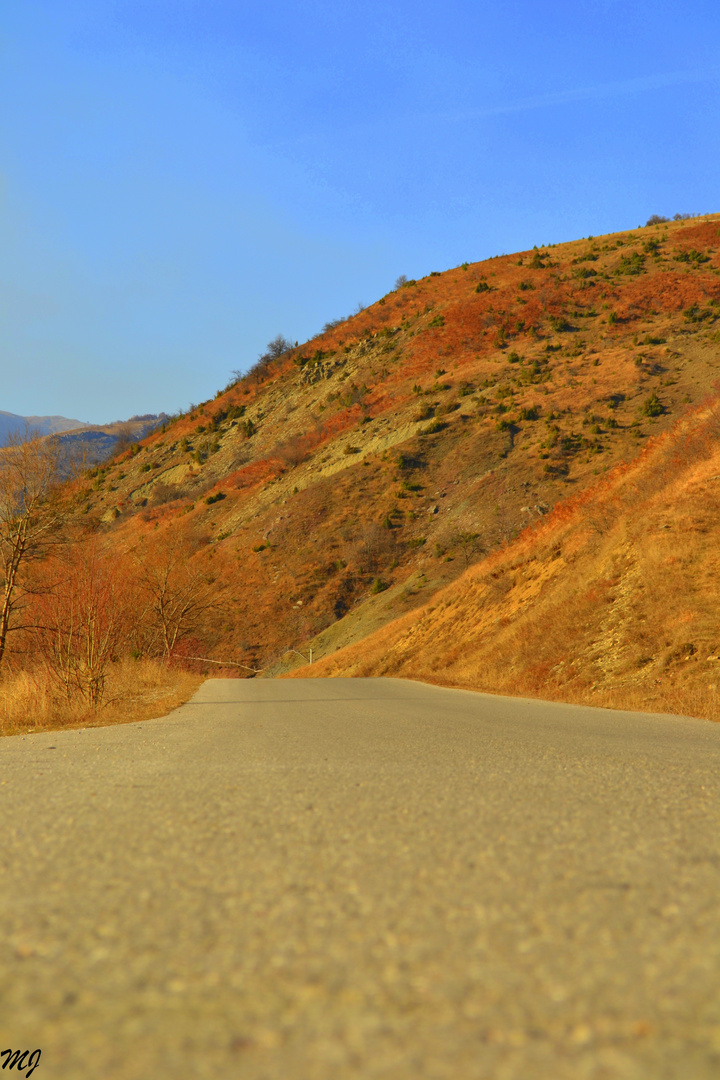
[0,677,719,1079]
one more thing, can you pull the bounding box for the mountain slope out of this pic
[74,214,720,696]
[296,397,720,720]
[0,411,88,443]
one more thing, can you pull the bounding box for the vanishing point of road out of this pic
[1,678,719,1080]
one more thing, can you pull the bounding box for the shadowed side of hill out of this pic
[292,399,720,722]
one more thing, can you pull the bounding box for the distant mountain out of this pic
[0,410,167,467]
[55,417,165,469]
[0,411,88,445]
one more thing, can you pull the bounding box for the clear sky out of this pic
[1,1,718,423]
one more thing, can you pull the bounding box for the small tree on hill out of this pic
[233,335,293,386]
[449,529,484,568]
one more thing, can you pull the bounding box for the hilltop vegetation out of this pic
[3,213,720,730]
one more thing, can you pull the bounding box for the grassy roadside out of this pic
[0,659,204,737]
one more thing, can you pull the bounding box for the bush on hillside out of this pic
[643,394,664,418]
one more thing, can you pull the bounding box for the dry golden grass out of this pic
[295,401,720,723]
[0,659,203,737]
[61,216,720,675]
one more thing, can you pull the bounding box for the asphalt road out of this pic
[1,678,719,1080]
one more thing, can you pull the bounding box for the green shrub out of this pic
[371,577,389,593]
[674,248,710,265]
[205,491,227,505]
[616,251,646,276]
[643,394,664,417]
[683,304,713,323]
[559,433,583,454]
[428,314,445,328]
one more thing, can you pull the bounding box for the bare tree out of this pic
[33,542,126,706]
[272,433,313,470]
[113,422,135,457]
[230,335,293,387]
[264,334,292,360]
[449,529,484,568]
[133,535,220,659]
[0,430,65,669]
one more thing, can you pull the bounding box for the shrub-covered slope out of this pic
[296,398,720,721]
[78,214,720,684]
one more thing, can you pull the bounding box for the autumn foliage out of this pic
[4,214,720,731]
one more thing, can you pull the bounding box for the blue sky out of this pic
[1,1,718,422]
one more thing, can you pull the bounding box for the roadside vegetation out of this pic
[0,434,211,733]
[3,213,720,730]
[0,658,201,737]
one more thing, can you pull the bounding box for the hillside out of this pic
[55,213,720,713]
[297,397,720,721]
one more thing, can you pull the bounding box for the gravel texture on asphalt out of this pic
[1,677,719,1079]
